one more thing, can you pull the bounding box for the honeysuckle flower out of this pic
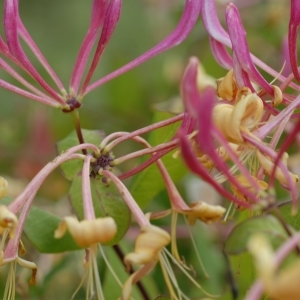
[121,225,171,300]
[124,225,171,268]
[178,55,299,212]
[248,234,300,300]
[0,176,8,198]
[0,144,98,300]
[0,0,202,111]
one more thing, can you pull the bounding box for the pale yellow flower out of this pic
[122,225,171,300]
[256,150,299,187]
[249,234,300,300]
[54,216,117,248]
[179,201,226,225]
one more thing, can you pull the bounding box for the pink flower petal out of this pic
[84,0,202,95]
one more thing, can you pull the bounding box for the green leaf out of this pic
[279,201,300,230]
[224,215,290,255]
[56,129,105,180]
[154,297,171,300]
[23,206,81,253]
[130,111,187,208]
[69,176,131,245]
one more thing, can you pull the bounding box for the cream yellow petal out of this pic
[213,93,263,144]
[0,205,18,238]
[124,225,170,267]
[54,216,117,247]
[256,150,299,187]
[216,69,237,101]
[180,201,226,225]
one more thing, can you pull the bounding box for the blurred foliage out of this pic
[0,0,296,299]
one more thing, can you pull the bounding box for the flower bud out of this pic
[54,216,117,247]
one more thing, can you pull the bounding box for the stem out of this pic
[112,139,178,166]
[113,244,150,300]
[101,113,183,152]
[101,170,150,227]
[72,110,87,155]
[82,155,96,220]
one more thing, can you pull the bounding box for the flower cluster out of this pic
[1,0,300,299]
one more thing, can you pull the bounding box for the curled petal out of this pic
[226,3,273,95]
[213,93,263,143]
[209,36,233,70]
[122,261,156,300]
[230,175,268,210]
[0,205,18,238]
[0,177,8,199]
[85,0,202,94]
[216,69,237,101]
[272,85,283,107]
[54,216,117,247]
[4,0,64,104]
[256,150,299,187]
[180,201,226,225]
[124,225,170,268]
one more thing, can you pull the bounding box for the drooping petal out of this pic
[288,0,300,82]
[226,3,273,95]
[84,0,202,95]
[209,37,233,70]
[179,201,226,225]
[54,217,117,247]
[79,0,122,97]
[70,0,108,93]
[124,225,170,267]
[4,0,64,104]
[179,132,250,208]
